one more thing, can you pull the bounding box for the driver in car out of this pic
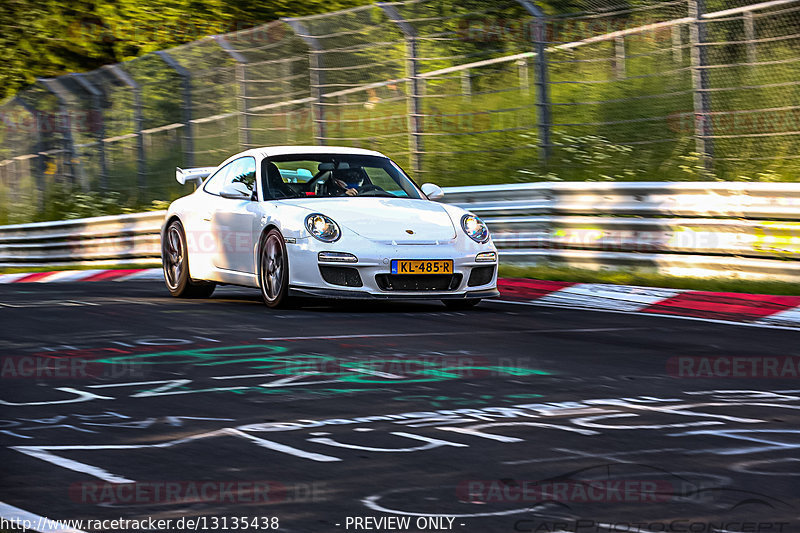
[331,169,366,196]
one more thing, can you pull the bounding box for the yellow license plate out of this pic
[391,259,453,275]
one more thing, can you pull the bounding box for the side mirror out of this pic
[421,183,444,201]
[220,183,252,200]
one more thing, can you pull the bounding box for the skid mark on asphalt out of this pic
[257,327,645,342]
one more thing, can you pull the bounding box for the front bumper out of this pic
[289,286,500,300]
[286,232,498,300]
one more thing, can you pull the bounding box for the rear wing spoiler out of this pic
[176,166,216,187]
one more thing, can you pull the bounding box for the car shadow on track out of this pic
[205,286,494,314]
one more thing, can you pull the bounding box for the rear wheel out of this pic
[259,229,291,308]
[162,219,216,298]
[443,298,481,310]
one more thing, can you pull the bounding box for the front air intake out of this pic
[375,274,463,291]
[468,266,495,287]
[319,266,363,287]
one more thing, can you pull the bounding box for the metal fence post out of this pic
[672,24,683,63]
[378,4,424,176]
[518,58,530,96]
[38,78,82,188]
[516,1,551,166]
[688,0,714,173]
[103,65,146,192]
[215,36,251,150]
[614,36,626,79]
[461,70,472,101]
[69,73,108,189]
[283,19,326,146]
[283,59,295,145]
[156,50,194,167]
[743,12,757,64]
[12,96,45,201]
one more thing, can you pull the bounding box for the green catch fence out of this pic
[1,0,798,224]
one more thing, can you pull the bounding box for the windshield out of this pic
[261,154,423,201]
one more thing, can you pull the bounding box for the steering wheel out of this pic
[331,184,392,197]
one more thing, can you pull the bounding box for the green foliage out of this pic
[36,184,167,221]
[515,131,647,182]
[0,0,374,101]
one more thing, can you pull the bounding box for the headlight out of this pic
[461,214,489,243]
[305,213,341,242]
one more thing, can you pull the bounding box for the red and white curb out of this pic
[498,278,800,329]
[0,268,163,284]
[1,269,798,329]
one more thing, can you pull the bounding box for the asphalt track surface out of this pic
[1,281,799,533]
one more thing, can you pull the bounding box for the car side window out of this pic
[203,157,256,196]
[230,157,256,193]
[203,161,234,196]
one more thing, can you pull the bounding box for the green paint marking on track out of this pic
[94,344,552,397]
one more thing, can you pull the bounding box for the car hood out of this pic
[279,197,457,243]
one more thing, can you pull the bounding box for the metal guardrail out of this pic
[444,182,800,219]
[1,182,799,281]
[447,182,800,282]
[0,211,164,268]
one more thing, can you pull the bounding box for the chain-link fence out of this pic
[1,0,798,224]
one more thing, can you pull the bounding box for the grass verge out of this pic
[498,264,800,296]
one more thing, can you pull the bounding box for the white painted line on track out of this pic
[503,447,686,465]
[493,299,800,331]
[258,328,641,342]
[211,373,277,380]
[11,446,135,484]
[227,428,342,462]
[0,501,88,532]
[347,367,405,379]
[85,379,181,388]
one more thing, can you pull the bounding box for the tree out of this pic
[0,0,373,101]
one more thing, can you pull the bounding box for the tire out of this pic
[259,229,292,308]
[442,298,481,310]
[162,219,216,298]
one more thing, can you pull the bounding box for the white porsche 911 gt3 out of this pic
[161,146,499,308]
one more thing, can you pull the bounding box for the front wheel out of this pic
[162,219,216,298]
[259,229,292,308]
[443,298,481,310]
